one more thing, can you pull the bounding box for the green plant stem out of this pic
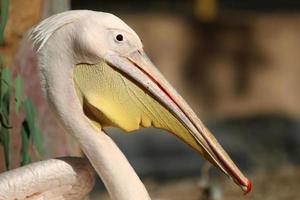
[0,0,9,44]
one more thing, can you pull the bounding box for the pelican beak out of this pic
[104,49,251,193]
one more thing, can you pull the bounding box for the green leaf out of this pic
[2,90,10,120]
[0,111,11,128]
[14,75,23,114]
[1,67,10,100]
[20,120,31,166]
[23,97,44,156]
[0,67,10,170]
[0,69,11,127]
[23,97,35,131]
[33,127,44,157]
[0,0,9,44]
[1,126,10,169]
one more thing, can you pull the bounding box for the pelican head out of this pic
[30,10,251,194]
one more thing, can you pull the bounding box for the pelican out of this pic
[0,10,251,199]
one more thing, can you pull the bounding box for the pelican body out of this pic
[0,10,251,199]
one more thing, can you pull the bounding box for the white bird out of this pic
[0,10,251,200]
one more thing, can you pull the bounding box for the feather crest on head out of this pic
[29,10,91,52]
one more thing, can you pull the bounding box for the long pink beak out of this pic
[105,49,251,194]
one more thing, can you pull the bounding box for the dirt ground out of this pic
[91,165,300,200]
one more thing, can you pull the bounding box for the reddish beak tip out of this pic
[244,179,252,194]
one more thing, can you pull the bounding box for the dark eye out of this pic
[116,34,123,41]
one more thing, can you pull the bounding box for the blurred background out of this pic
[1,0,300,199]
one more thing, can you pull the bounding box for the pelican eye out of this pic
[116,34,123,41]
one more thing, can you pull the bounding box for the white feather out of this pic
[29,10,90,52]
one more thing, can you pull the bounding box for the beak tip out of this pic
[243,178,252,194]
